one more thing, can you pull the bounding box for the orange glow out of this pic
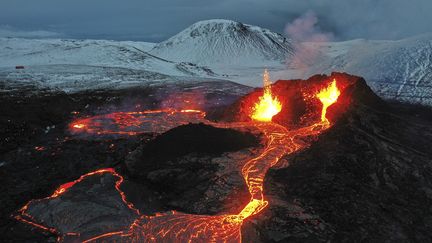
[251,69,282,122]
[316,79,341,123]
[82,231,124,243]
[72,123,85,129]
[180,109,203,113]
[14,215,58,234]
[234,198,268,222]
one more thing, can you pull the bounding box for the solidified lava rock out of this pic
[137,123,259,164]
[125,123,260,215]
[241,73,432,242]
[22,172,139,241]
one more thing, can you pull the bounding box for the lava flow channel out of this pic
[16,79,341,242]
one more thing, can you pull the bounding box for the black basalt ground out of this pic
[124,123,259,215]
[136,123,259,165]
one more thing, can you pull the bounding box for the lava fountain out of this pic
[251,69,282,122]
[316,79,340,123]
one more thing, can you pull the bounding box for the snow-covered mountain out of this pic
[150,19,294,66]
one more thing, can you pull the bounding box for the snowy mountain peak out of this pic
[184,19,255,35]
[150,19,294,65]
[189,19,240,27]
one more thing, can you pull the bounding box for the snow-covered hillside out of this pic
[150,19,294,66]
[0,37,215,78]
[292,33,432,105]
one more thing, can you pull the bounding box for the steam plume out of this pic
[285,10,333,77]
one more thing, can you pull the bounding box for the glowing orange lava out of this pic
[17,80,343,242]
[251,69,282,122]
[316,79,341,123]
[72,123,85,129]
[69,109,206,135]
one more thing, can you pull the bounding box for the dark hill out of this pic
[124,123,259,215]
[135,123,258,166]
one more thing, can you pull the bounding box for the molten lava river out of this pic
[16,78,342,242]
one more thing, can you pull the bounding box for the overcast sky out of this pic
[1,0,431,42]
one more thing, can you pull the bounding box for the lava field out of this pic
[1,73,432,242]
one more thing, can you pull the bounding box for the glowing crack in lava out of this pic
[251,69,282,122]
[16,79,342,242]
[316,79,341,123]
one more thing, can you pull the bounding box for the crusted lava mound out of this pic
[235,73,432,242]
[131,123,258,164]
[125,123,260,215]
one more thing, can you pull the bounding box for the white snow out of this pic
[0,37,213,78]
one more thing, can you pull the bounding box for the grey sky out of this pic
[1,0,431,42]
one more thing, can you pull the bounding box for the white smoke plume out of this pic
[285,10,333,77]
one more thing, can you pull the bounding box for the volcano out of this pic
[242,74,432,242]
[2,73,432,242]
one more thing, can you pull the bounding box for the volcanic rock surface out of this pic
[22,172,139,241]
[125,123,261,215]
